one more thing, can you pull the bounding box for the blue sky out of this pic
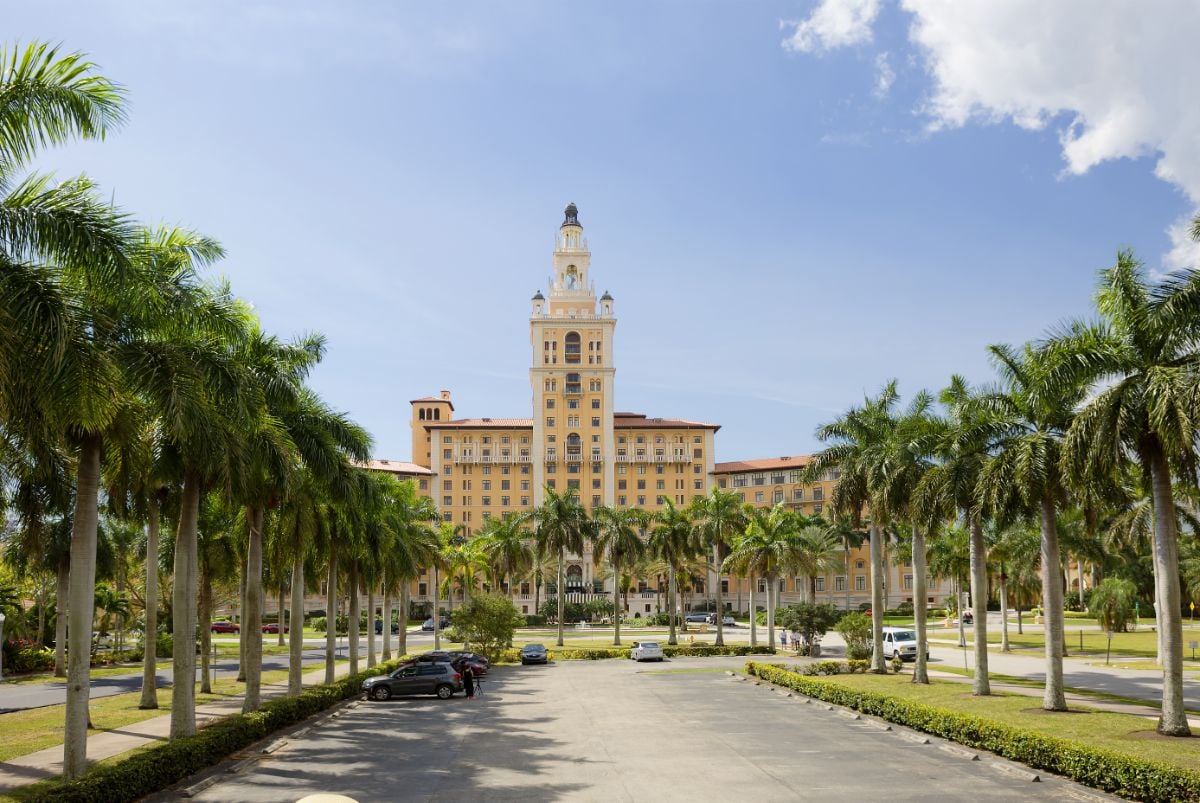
[10,1,1198,462]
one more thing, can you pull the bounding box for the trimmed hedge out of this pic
[745,661,1200,802]
[21,658,410,803]
[503,644,777,662]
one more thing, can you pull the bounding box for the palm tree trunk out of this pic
[766,573,776,652]
[667,568,678,645]
[999,567,1011,652]
[1039,492,1067,711]
[533,570,541,618]
[399,583,409,656]
[367,580,377,668]
[956,577,966,647]
[54,556,68,677]
[63,434,102,779]
[277,586,286,647]
[243,506,264,713]
[844,543,851,612]
[714,546,725,647]
[868,521,886,674]
[141,498,161,711]
[612,558,622,647]
[433,566,441,651]
[969,515,990,695]
[381,575,392,661]
[748,575,757,646]
[556,547,565,648]
[199,569,212,695]
[325,539,337,684]
[288,551,304,695]
[236,567,247,683]
[348,560,360,676]
[170,471,201,740]
[912,524,929,684]
[1147,447,1191,736]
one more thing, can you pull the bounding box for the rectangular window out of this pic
[462,480,471,490]
[834,576,846,591]
[592,478,601,489]
[547,479,555,489]
[462,496,470,506]
[592,495,601,507]
[813,504,823,515]
[567,416,579,427]
[904,574,913,590]
[637,495,646,506]
[694,479,703,490]
[619,495,627,506]
[443,449,452,460]
[481,480,491,490]
[501,496,510,506]
[481,496,490,506]
[521,496,530,506]
[718,478,727,488]
[755,491,764,502]
[501,479,510,490]
[618,480,627,490]
[721,580,729,593]
[546,398,555,409]
[656,480,665,490]
[855,575,866,591]
[812,487,824,501]
[521,480,530,490]
[815,577,825,592]
[443,480,452,491]
[773,490,784,503]
[637,480,646,490]
[442,496,452,506]
[591,417,600,427]
[546,417,555,427]
[592,398,601,409]
[443,435,452,444]
[568,479,580,490]
[567,398,579,409]
[793,488,804,501]
[693,448,702,459]
[732,476,747,488]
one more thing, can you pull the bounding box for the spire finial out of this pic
[561,202,580,228]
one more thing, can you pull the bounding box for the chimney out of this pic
[440,390,452,402]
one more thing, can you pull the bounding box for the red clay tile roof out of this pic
[409,396,455,411]
[712,455,814,474]
[357,459,435,476]
[426,418,534,429]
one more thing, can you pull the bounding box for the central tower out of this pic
[530,203,617,508]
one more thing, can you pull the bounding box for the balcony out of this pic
[566,452,583,464]
[565,383,582,395]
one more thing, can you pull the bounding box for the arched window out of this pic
[434,408,441,421]
[566,432,582,460]
[419,409,426,421]
[566,564,584,590]
[564,332,581,363]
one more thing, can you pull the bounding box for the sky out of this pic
[9,1,1200,463]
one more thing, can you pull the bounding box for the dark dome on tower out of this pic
[561,202,581,228]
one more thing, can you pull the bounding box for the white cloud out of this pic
[785,1,1200,268]
[782,0,881,53]
[873,51,895,97]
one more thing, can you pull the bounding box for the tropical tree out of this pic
[477,511,534,596]
[533,486,589,647]
[723,502,797,651]
[591,506,646,646]
[919,376,994,695]
[1059,251,1200,735]
[649,498,698,646]
[808,382,902,673]
[689,487,745,646]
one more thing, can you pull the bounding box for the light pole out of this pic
[0,611,6,680]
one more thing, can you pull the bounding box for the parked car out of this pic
[684,613,712,624]
[362,662,462,701]
[520,643,549,665]
[446,650,489,676]
[375,619,400,635]
[630,641,664,662]
[722,615,736,627]
[210,621,240,634]
[261,623,289,634]
[881,627,928,662]
[421,617,451,631]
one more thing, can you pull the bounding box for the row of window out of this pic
[446,479,532,491]
[546,397,603,410]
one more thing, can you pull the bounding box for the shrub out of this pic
[23,657,410,803]
[744,662,1200,802]
[155,632,173,659]
[523,614,547,627]
[836,612,872,660]
[310,616,327,633]
[777,602,839,647]
[14,645,54,673]
[452,593,524,662]
[1090,579,1138,633]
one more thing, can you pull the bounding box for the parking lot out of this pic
[184,655,1116,802]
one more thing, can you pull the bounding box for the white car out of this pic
[881,627,928,662]
[722,615,736,627]
[630,641,665,662]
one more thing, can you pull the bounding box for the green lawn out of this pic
[0,662,347,763]
[931,623,1200,661]
[813,672,1200,773]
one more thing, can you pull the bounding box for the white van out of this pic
[881,627,928,662]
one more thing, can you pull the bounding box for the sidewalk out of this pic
[0,660,357,793]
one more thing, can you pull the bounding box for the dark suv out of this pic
[362,663,463,701]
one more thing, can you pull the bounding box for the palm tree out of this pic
[723,502,798,651]
[534,486,589,647]
[1056,251,1200,734]
[592,506,646,646]
[808,382,902,673]
[649,498,698,646]
[975,342,1091,710]
[478,512,534,601]
[690,488,745,646]
[792,525,843,604]
[919,376,995,695]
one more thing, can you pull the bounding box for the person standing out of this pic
[462,663,476,700]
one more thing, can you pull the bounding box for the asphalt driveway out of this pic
[180,655,1117,802]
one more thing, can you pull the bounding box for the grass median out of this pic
[0,662,347,763]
